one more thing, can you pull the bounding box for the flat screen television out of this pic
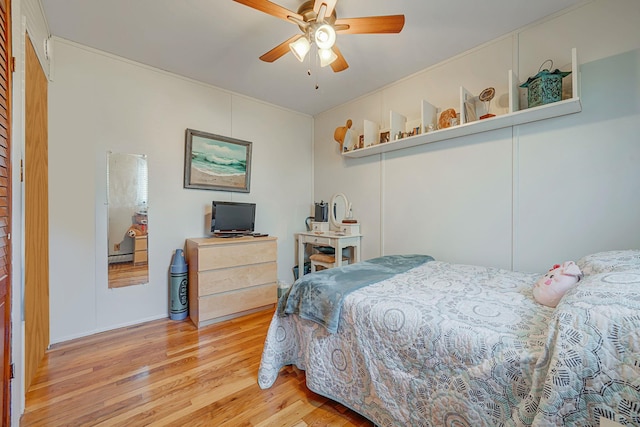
[211,201,256,235]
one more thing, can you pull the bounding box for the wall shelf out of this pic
[343,48,581,159]
[343,97,581,158]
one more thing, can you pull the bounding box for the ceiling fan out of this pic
[233,0,405,72]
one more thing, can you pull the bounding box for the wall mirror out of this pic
[107,152,149,288]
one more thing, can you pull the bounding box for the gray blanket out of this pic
[279,254,434,333]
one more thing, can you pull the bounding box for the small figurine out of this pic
[479,87,496,119]
[438,108,457,129]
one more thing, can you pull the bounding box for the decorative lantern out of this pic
[520,60,571,108]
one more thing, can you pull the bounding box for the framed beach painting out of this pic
[183,129,252,192]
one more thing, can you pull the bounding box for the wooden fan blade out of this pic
[233,0,303,23]
[334,15,405,34]
[330,45,349,73]
[313,0,337,19]
[259,34,301,62]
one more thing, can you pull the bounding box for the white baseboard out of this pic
[108,254,133,264]
[50,313,170,345]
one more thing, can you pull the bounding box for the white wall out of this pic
[313,0,640,272]
[47,39,313,343]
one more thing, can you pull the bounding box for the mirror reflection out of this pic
[107,152,149,288]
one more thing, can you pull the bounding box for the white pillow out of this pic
[576,250,640,276]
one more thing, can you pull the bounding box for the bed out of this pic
[258,251,640,426]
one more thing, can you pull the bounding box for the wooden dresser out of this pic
[185,236,277,328]
[133,235,148,265]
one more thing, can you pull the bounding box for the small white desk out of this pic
[297,231,362,277]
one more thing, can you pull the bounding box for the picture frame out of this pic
[184,128,252,192]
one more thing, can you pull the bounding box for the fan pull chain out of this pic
[313,49,319,90]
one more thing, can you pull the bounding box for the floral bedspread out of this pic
[257,259,640,426]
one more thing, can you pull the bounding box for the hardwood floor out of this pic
[20,308,374,426]
[108,262,149,288]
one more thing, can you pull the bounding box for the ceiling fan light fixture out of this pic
[314,24,336,49]
[289,36,310,62]
[238,0,406,73]
[318,48,337,67]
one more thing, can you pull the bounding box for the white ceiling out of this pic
[40,0,583,116]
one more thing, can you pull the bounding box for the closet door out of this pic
[0,0,11,424]
[24,32,49,392]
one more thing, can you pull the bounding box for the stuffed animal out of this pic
[533,261,583,307]
[127,224,146,238]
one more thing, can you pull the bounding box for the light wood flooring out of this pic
[20,308,374,426]
[108,262,149,288]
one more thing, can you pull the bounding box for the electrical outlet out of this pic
[114,243,120,251]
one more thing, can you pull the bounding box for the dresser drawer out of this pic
[198,262,277,295]
[134,236,147,251]
[311,221,329,232]
[198,283,277,322]
[306,235,331,246]
[339,223,360,235]
[133,250,148,264]
[197,240,276,271]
